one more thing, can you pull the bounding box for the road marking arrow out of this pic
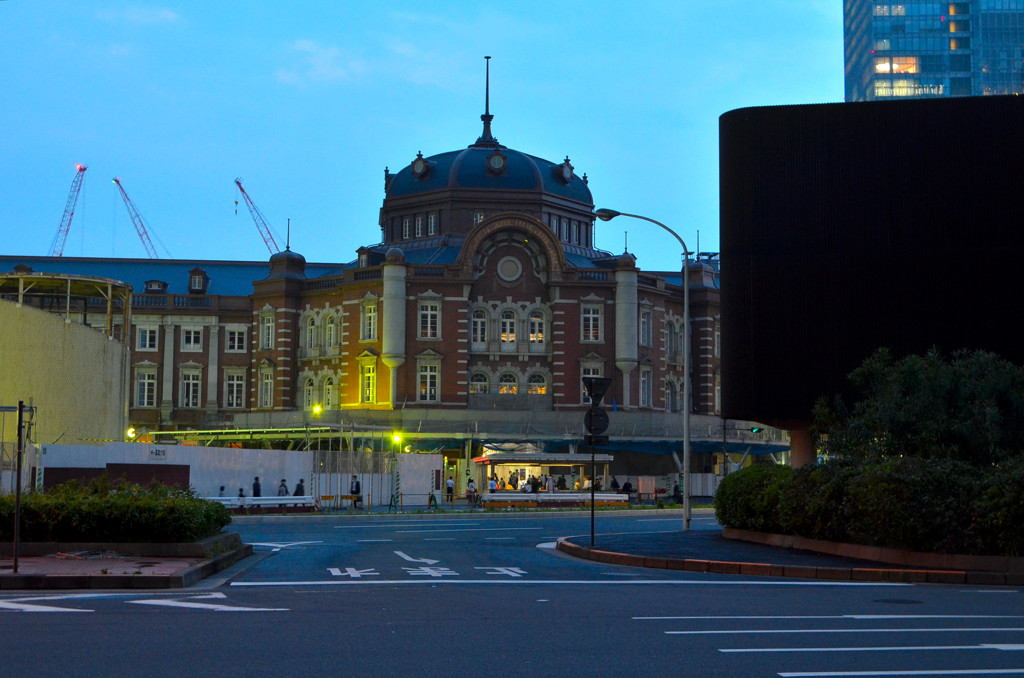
[328,568,379,578]
[129,598,287,612]
[0,600,91,613]
[249,541,322,552]
[393,551,439,565]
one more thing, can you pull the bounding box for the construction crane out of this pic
[235,178,281,254]
[112,177,159,259]
[48,164,88,257]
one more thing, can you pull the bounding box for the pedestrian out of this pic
[350,475,362,508]
[610,476,620,491]
[277,479,288,496]
[293,479,305,496]
[446,476,455,502]
[557,475,566,490]
[466,478,477,503]
[252,476,262,498]
[218,485,226,497]
[238,488,245,498]
[672,482,683,504]
[489,477,497,492]
[546,475,555,493]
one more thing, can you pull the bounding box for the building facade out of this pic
[845,0,1024,101]
[1,100,773,478]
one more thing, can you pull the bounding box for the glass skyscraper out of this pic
[845,1,1024,100]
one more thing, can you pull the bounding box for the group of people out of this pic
[229,476,306,498]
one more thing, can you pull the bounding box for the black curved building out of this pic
[719,95,1024,462]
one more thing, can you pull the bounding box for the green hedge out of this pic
[714,456,1024,557]
[0,477,231,543]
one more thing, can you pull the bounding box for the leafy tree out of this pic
[814,348,1024,466]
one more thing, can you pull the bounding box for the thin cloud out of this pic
[95,7,182,25]
[277,40,369,86]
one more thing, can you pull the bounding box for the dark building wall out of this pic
[719,95,1024,428]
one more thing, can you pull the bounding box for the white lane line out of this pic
[232,579,910,588]
[779,669,1024,677]
[668,627,1024,636]
[129,599,288,612]
[723,643,1024,654]
[485,537,515,541]
[249,541,323,551]
[0,600,92,613]
[334,521,481,529]
[638,615,1024,621]
[396,527,543,534]
[357,539,393,543]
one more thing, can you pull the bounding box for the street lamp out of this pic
[595,208,693,530]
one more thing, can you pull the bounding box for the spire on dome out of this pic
[474,56,500,148]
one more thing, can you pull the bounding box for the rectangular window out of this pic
[190,274,204,291]
[415,215,423,237]
[471,312,487,345]
[714,372,722,414]
[639,367,652,408]
[260,371,273,408]
[581,366,602,404]
[714,320,721,358]
[136,371,156,408]
[137,327,158,351]
[473,212,485,225]
[427,213,437,236]
[419,364,438,402]
[571,221,579,244]
[581,306,602,342]
[225,373,245,409]
[402,218,411,239]
[529,313,545,344]
[362,302,378,340]
[226,329,246,352]
[361,365,376,403]
[500,313,516,344]
[180,372,201,408]
[260,315,274,350]
[639,310,652,347]
[182,328,202,352]
[419,302,440,339]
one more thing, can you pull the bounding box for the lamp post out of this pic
[595,208,693,530]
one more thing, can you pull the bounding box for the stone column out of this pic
[614,256,639,408]
[381,249,408,408]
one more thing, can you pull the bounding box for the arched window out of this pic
[527,374,547,395]
[470,373,489,394]
[306,316,317,350]
[323,376,335,408]
[472,309,488,345]
[498,373,518,395]
[529,311,545,344]
[304,377,315,409]
[500,310,516,344]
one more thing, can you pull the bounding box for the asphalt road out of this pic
[1,513,1022,677]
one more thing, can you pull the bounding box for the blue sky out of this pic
[1,2,843,272]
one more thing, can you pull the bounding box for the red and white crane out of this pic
[112,177,160,259]
[48,164,88,257]
[235,178,282,254]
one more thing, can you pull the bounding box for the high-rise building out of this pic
[844,0,1024,101]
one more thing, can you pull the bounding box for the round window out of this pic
[497,256,523,282]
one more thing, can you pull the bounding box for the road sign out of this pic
[584,407,609,435]
[581,377,612,406]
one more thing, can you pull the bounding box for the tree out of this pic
[814,348,1024,466]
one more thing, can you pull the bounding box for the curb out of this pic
[554,539,1024,586]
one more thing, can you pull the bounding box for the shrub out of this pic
[714,464,792,533]
[0,476,231,543]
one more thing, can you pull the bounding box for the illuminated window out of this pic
[529,311,545,344]
[470,373,488,394]
[581,365,602,403]
[500,310,517,345]
[892,57,918,74]
[527,374,547,395]
[418,363,439,402]
[361,365,375,403]
[473,212,484,225]
[499,373,518,395]
[582,305,602,342]
[304,377,315,410]
[419,302,440,339]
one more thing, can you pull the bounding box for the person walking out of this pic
[277,479,288,496]
[350,475,362,509]
[446,476,455,503]
[252,477,262,498]
[293,479,305,496]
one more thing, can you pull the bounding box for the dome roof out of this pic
[386,145,593,205]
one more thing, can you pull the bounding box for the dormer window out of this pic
[188,268,208,293]
[144,280,168,293]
